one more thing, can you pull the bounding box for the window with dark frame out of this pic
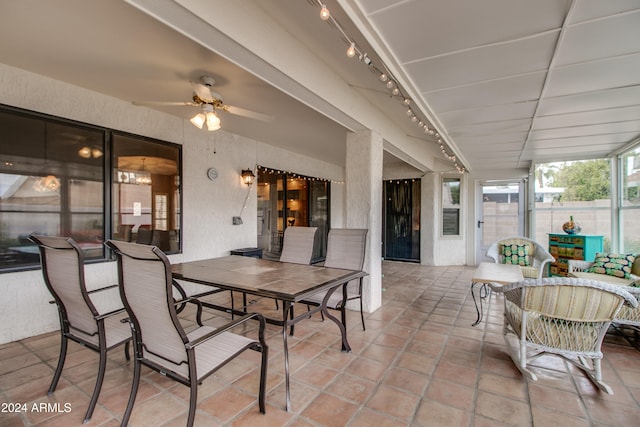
[0,105,182,272]
[442,177,461,236]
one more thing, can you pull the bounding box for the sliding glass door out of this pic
[256,166,329,261]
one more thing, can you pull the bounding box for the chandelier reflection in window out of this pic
[34,175,61,192]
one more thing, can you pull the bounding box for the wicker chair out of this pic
[301,229,368,331]
[486,236,554,279]
[29,235,131,423]
[496,277,637,394]
[568,259,640,327]
[106,240,268,427]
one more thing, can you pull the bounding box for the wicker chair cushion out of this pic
[588,253,636,279]
[500,242,532,266]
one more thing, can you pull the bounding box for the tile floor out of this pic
[1,261,640,426]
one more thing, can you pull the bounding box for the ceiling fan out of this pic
[132,75,273,130]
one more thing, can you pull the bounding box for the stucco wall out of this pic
[0,63,344,344]
[421,172,467,266]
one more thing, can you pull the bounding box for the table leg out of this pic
[321,285,352,352]
[282,300,292,412]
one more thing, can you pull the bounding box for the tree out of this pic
[553,159,610,201]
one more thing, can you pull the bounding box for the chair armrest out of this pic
[185,312,266,350]
[89,285,125,317]
[95,307,127,321]
[86,284,119,294]
[567,260,593,273]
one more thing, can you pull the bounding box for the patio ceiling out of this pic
[0,0,639,174]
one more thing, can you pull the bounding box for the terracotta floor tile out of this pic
[293,361,338,388]
[432,360,479,387]
[372,332,409,349]
[475,391,532,426]
[395,352,436,375]
[324,372,376,404]
[1,363,53,392]
[4,375,71,402]
[531,406,591,427]
[198,387,256,423]
[413,399,471,427]
[98,379,162,415]
[266,380,319,413]
[312,347,355,370]
[231,367,283,397]
[582,395,640,426]
[425,378,475,411]
[344,357,388,382]
[382,366,429,395]
[527,383,587,417]
[127,392,187,427]
[366,385,420,421]
[359,343,399,364]
[229,403,294,427]
[349,407,408,427]
[0,352,42,376]
[301,393,358,427]
[478,372,528,401]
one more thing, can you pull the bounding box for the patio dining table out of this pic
[171,255,366,411]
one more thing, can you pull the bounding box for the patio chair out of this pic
[106,240,268,427]
[279,226,318,264]
[486,236,554,279]
[273,226,318,312]
[28,235,131,424]
[496,277,637,394]
[301,229,368,331]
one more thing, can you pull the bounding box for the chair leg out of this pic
[48,332,68,394]
[121,358,141,427]
[359,296,366,331]
[84,346,107,423]
[124,341,131,361]
[187,381,198,427]
[259,345,268,414]
[230,290,235,319]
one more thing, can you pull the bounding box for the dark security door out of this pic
[383,179,420,261]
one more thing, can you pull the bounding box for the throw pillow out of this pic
[501,243,530,266]
[588,253,636,279]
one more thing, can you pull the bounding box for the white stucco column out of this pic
[345,130,383,312]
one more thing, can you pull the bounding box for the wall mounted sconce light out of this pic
[241,169,255,186]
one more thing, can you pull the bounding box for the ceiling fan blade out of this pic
[132,101,197,107]
[224,105,274,122]
[190,81,214,102]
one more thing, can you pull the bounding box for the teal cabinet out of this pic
[548,234,603,277]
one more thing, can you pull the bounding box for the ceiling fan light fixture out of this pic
[206,111,221,131]
[190,112,206,129]
[78,146,92,158]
